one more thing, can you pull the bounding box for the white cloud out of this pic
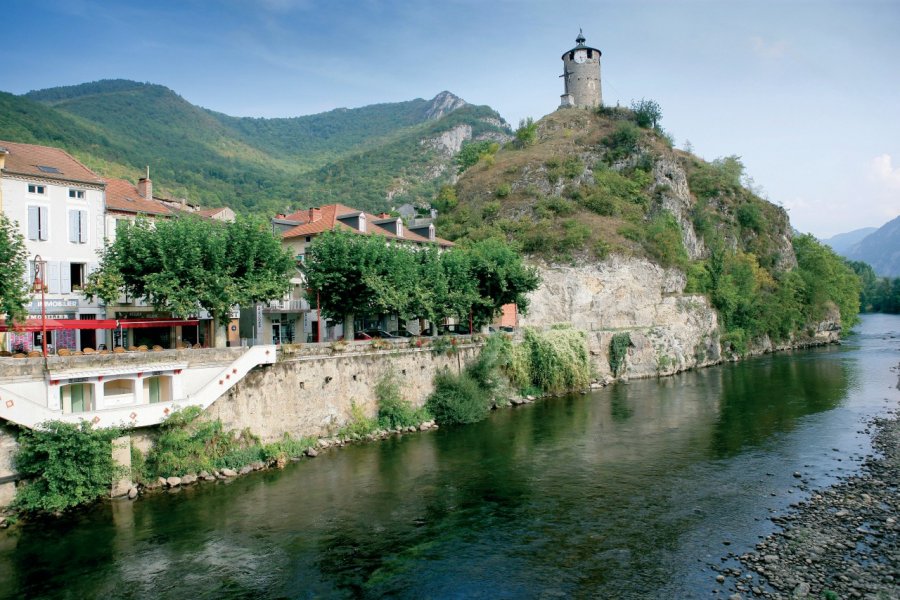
[750,36,788,59]
[870,153,900,191]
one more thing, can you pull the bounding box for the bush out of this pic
[736,203,764,234]
[144,406,254,477]
[426,369,491,425]
[515,117,538,147]
[14,421,126,513]
[376,369,429,429]
[602,122,641,163]
[609,332,631,376]
[523,327,591,394]
[495,183,511,198]
[630,99,662,129]
[643,212,688,268]
[337,402,379,438]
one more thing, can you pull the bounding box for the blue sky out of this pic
[3,0,899,237]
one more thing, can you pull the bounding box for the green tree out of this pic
[462,238,540,326]
[0,214,30,325]
[85,216,294,335]
[793,234,861,327]
[515,117,538,147]
[303,229,417,340]
[455,140,499,173]
[630,98,663,129]
[14,421,124,513]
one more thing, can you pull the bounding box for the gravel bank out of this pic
[719,409,900,599]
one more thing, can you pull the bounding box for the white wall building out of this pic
[0,140,107,352]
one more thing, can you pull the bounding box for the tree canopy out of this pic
[302,230,539,339]
[85,216,295,324]
[0,214,30,325]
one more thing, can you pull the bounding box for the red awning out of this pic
[0,318,199,332]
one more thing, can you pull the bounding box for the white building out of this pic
[0,140,107,352]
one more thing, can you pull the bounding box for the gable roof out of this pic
[279,203,453,247]
[104,178,174,216]
[0,139,104,185]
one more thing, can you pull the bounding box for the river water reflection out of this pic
[1,315,898,599]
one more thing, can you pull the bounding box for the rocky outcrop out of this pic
[522,256,721,379]
[422,124,472,157]
[424,91,467,120]
[652,154,705,260]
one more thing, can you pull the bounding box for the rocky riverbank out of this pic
[718,410,900,599]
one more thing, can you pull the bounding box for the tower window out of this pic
[587,49,593,58]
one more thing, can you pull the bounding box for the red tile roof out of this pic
[0,139,104,185]
[280,203,453,247]
[103,178,174,216]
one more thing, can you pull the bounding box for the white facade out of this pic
[1,174,107,351]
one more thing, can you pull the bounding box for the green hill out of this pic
[2,79,510,213]
[438,106,861,350]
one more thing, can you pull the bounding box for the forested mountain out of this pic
[1,79,510,213]
[843,215,900,277]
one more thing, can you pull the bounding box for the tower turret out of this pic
[559,29,602,109]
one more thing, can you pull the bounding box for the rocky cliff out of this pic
[522,257,721,379]
[439,107,851,375]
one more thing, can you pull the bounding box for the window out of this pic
[69,210,88,243]
[68,189,85,199]
[62,383,94,413]
[296,254,305,263]
[70,263,85,290]
[27,206,49,241]
[27,184,45,195]
[305,236,312,243]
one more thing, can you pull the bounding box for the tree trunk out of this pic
[212,312,227,348]
[343,312,355,341]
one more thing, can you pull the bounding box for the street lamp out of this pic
[32,254,47,358]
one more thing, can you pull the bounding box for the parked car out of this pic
[354,331,373,340]
[360,329,398,339]
[390,329,417,338]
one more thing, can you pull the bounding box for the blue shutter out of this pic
[28,206,39,240]
[60,262,72,294]
[69,211,78,242]
[79,210,88,243]
[48,261,60,294]
[39,206,49,240]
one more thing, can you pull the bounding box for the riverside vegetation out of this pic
[8,328,591,515]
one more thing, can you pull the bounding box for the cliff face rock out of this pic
[652,155,705,260]
[522,256,721,379]
[422,124,473,157]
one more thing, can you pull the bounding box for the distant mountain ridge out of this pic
[843,216,900,277]
[1,79,510,214]
[821,227,878,255]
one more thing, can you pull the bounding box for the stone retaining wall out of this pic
[206,344,479,443]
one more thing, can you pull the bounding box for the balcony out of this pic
[263,299,308,312]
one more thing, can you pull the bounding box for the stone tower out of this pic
[559,29,602,109]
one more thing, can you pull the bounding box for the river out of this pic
[1,314,898,599]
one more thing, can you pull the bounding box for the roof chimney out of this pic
[0,148,8,171]
[308,207,321,223]
[137,165,152,199]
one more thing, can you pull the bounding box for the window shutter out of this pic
[69,211,78,242]
[39,206,49,240]
[60,262,72,294]
[48,261,61,294]
[28,206,39,240]
[79,210,88,243]
[25,260,34,287]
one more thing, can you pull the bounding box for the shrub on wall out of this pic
[14,421,125,513]
[426,369,491,425]
[609,332,631,376]
[376,369,430,429]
